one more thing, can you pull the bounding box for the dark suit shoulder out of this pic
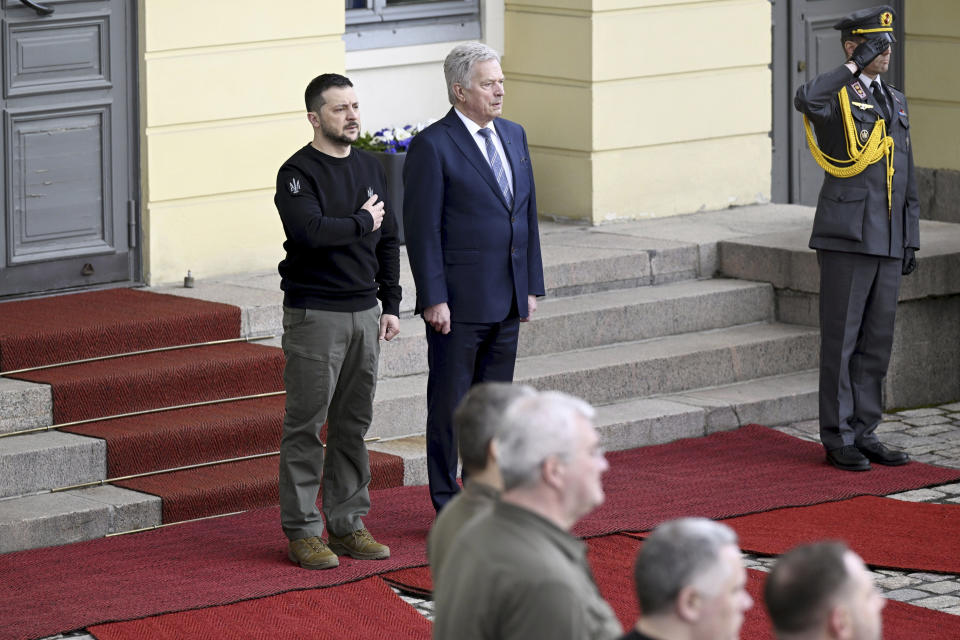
[493,116,524,132]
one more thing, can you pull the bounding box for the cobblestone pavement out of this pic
[399,402,960,623]
[48,403,960,639]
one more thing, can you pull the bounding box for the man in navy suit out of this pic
[403,42,545,512]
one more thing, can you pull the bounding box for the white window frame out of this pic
[345,0,481,51]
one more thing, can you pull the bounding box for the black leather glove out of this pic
[850,38,889,73]
[902,247,917,276]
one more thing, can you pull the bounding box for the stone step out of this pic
[153,224,702,338]
[375,278,774,378]
[0,485,160,555]
[369,369,819,486]
[0,280,772,498]
[0,368,818,554]
[0,431,105,499]
[718,219,960,301]
[0,376,51,435]
[368,321,819,440]
[718,219,960,409]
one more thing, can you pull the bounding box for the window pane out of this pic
[346,0,369,8]
[386,0,450,5]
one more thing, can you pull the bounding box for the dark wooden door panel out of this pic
[7,104,113,264]
[0,0,136,297]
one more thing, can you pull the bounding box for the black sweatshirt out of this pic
[274,144,401,316]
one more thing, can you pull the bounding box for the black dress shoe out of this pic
[857,442,910,466]
[826,445,871,471]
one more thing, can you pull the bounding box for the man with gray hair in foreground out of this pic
[621,517,753,640]
[764,541,885,640]
[427,381,535,579]
[432,391,621,640]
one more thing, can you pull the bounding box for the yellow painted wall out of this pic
[504,0,772,223]
[905,1,960,171]
[140,0,345,284]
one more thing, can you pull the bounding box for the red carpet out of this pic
[0,486,433,640]
[383,566,433,598]
[115,450,405,523]
[12,342,285,424]
[0,288,239,371]
[723,496,960,574]
[3,427,959,640]
[87,577,432,640]
[574,424,960,537]
[381,535,960,640]
[62,395,287,477]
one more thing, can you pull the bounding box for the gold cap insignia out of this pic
[880,12,893,26]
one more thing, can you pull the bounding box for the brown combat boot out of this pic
[327,528,390,560]
[288,536,339,570]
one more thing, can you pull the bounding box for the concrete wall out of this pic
[905,1,960,171]
[905,1,960,223]
[139,0,345,284]
[503,0,772,223]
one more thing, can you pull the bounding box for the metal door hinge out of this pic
[127,200,138,248]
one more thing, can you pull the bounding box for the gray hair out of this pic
[455,382,536,474]
[634,518,740,615]
[495,391,596,490]
[443,42,500,105]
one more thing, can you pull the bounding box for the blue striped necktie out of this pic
[477,128,513,208]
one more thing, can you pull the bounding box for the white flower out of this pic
[394,128,412,142]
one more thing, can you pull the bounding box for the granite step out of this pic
[369,369,819,486]
[0,431,105,499]
[0,486,160,555]
[153,227,702,338]
[375,278,775,378]
[368,321,819,440]
[718,219,960,409]
[0,376,51,436]
[0,366,818,554]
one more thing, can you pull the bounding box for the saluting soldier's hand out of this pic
[850,38,889,73]
[902,248,917,276]
[362,194,385,232]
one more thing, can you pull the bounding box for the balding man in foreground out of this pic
[765,542,885,640]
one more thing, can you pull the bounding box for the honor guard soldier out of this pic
[795,6,919,472]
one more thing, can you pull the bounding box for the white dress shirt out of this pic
[454,108,514,193]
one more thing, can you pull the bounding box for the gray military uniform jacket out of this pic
[795,64,920,258]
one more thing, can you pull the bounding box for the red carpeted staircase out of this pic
[1,288,403,525]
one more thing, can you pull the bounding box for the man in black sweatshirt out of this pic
[274,73,401,570]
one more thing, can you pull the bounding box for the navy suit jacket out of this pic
[402,108,545,323]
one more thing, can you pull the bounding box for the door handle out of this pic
[18,0,55,16]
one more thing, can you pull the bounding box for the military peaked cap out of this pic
[834,5,896,43]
